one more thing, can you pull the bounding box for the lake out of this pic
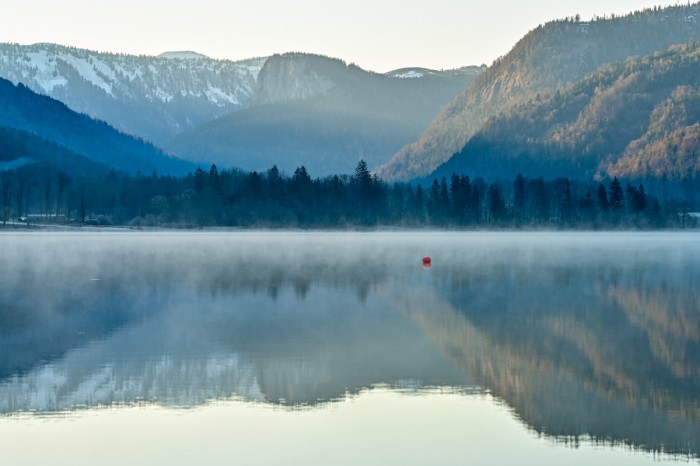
[0,231,698,465]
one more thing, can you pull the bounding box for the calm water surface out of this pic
[0,231,698,465]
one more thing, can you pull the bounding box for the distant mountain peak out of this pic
[168,54,482,176]
[385,66,486,80]
[157,51,209,60]
[252,53,355,106]
[388,68,429,79]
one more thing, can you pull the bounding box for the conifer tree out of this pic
[487,183,506,223]
[609,177,624,210]
[514,174,527,222]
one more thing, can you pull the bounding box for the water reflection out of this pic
[387,235,700,458]
[0,232,698,459]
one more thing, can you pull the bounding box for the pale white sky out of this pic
[0,0,690,72]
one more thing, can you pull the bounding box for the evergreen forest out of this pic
[1,160,696,229]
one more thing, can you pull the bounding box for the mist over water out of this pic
[0,231,698,464]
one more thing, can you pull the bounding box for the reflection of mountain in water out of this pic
[611,286,700,382]
[0,289,469,412]
[0,233,469,412]
[0,276,156,380]
[0,233,394,382]
[386,250,700,457]
[0,233,698,458]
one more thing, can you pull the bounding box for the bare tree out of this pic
[55,171,69,222]
[2,172,11,226]
[44,178,52,223]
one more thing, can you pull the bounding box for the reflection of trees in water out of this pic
[383,258,700,458]
[1,234,398,303]
[0,279,149,380]
[610,286,700,381]
[194,258,388,302]
[2,233,699,456]
[0,238,394,381]
[0,235,460,410]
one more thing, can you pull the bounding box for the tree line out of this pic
[1,160,696,229]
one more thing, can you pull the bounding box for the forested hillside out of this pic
[431,41,700,181]
[0,125,108,176]
[378,3,700,181]
[0,78,192,175]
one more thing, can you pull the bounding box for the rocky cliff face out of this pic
[252,53,356,106]
[167,53,483,175]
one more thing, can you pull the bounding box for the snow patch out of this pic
[159,51,208,60]
[26,51,68,93]
[392,70,424,79]
[114,64,143,82]
[205,85,240,105]
[154,87,174,102]
[0,353,264,413]
[89,55,117,81]
[241,61,266,77]
[58,53,114,97]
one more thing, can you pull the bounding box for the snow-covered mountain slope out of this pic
[157,51,209,60]
[385,66,485,80]
[0,43,266,143]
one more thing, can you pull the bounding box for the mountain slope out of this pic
[0,125,109,177]
[0,78,192,175]
[0,43,265,143]
[378,3,700,181]
[167,53,483,176]
[429,41,700,181]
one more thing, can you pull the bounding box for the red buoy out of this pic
[422,256,432,264]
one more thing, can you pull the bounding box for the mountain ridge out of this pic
[428,40,700,182]
[378,3,700,181]
[167,53,483,176]
[0,125,110,178]
[0,43,265,143]
[0,77,193,175]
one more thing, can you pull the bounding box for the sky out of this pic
[0,0,691,72]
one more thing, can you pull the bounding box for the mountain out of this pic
[378,3,700,181]
[0,126,109,178]
[0,78,192,175]
[157,51,209,60]
[386,66,486,80]
[429,41,700,182]
[0,235,467,410]
[0,43,265,143]
[167,53,483,176]
[390,281,700,457]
